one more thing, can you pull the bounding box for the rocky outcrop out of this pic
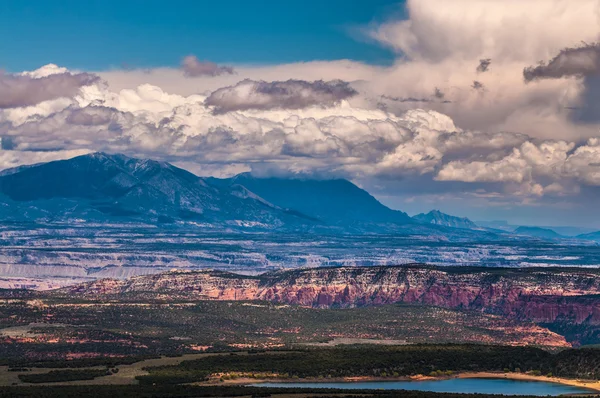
[62,265,600,328]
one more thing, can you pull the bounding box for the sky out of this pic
[1,0,600,227]
[0,0,398,70]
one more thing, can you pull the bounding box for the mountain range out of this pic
[0,152,313,228]
[0,152,597,240]
[0,152,478,236]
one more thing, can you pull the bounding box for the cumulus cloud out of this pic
[204,79,358,113]
[522,43,600,123]
[368,0,599,63]
[6,67,600,215]
[434,138,600,198]
[0,68,99,109]
[437,149,528,184]
[181,55,235,77]
[359,0,600,140]
[0,149,92,172]
[91,0,600,143]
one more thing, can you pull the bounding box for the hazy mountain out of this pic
[0,153,419,232]
[413,210,477,229]
[0,152,312,227]
[476,221,594,237]
[577,231,600,242]
[210,173,413,227]
[514,226,563,239]
[0,153,501,237]
[546,226,597,237]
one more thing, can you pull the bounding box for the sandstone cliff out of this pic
[63,265,600,333]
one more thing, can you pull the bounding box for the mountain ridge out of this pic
[0,152,312,228]
[0,152,573,240]
[0,153,428,234]
[514,226,564,239]
[208,173,413,226]
[413,210,477,229]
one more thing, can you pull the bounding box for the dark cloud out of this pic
[569,74,600,123]
[181,55,235,77]
[434,87,445,99]
[477,58,491,73]
[66,106,116,126]
[205,79,358,113]
[472,81,484,90]
[380,94,451,106]
[0,72,99,109]
[523,43,600,82]
[381,95,432,103]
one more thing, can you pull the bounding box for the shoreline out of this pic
[456,372,600,393]
[215,371,600,393]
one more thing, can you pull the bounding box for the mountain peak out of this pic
[0,152,312,227]
[0,153,488,236]
[413,210,476,229]
[514,226,562,239]
[84,151,130,162]
[217,173,412,226]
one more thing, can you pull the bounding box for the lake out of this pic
[252,378,594,396]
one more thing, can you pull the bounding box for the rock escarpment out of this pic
[61,265,600,345]
[64,265,600,330]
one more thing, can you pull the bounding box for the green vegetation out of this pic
[18,368,109,383]
[137,345,600,385]
[0,297,553,365]
[7,357,156,369]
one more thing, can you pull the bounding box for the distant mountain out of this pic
[0,152,312,228]
[0,153,501,237]
[476,221,594,237]
[413,210,477,229]
[549,226,598,237]
[577,231,600,242]
[514,226,563,239]
[210,173,413,227]
[0,153,420,232]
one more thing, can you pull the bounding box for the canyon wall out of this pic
[64,265,600,327]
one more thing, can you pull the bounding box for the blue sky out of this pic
[0,0,401,71]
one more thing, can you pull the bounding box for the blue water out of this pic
[252,378,593,396]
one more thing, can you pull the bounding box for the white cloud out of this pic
[3,65,600,205]
[0,149,92,171]
[437,149,529,184]
[368,0,599,63]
